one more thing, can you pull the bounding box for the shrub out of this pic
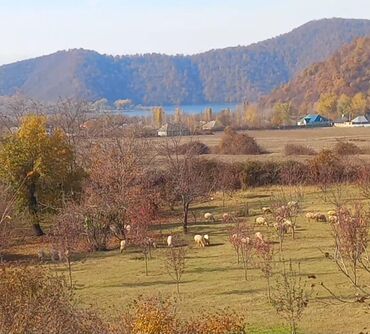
[217,127,262,155]
[0,265,109,334]
[118,296,179,334]
[241,161,282,187]
[176,141,210,155]
[333,141,362,155]
[308,150,345,185]
[183,309,246,334]
[117,295,246,334]
[279,160,309,185]
[284,144,316,156]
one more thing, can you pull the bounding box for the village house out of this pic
[201,120,225,132]
[157,123,190,137]
[297,114,333,127]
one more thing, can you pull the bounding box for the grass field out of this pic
[53,185,370,334]
[180,126,370,162]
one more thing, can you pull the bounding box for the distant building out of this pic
[157,123,190,137]
[351,115,370,126]
[201,120,225,132]
[333,115,350,127]
[297,114,333,127]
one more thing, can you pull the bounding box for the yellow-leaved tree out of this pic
[0,115,84,236]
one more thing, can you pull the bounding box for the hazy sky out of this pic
[1,0,370,65]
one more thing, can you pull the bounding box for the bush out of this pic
[241,161,282,187]
[279,160,309,185]
[176,141,210,155]
[333,141,362,155]
[284,144,316,156]
[116,296,246,334]
[183,309,246,334]
[0,265,109,334]
[217,127,262,155]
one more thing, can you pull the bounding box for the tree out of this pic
[351,92,367,116]
[322,205,370,302]
[50,209,85,287]
[270,261,313,334]
[271,103,292,127]
[162,138,215,233]
[153,107,165,127]
[337,94,352,118]
[0,115,83,236]
[316,93,337,119]
[244,104,261,128]
[80,137,158,250]
[255,239,274,302]
[165,247,187,294]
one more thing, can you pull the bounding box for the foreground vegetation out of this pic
[0,111,370,334]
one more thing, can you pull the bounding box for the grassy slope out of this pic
[64,185,370,334]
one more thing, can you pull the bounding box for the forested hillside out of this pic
[1,18,370,105]
[262,37,370,118]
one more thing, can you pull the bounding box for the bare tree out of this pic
[50,208,85,287]
[270,261,313,334]
[82,135,158,248]
[165,246,187,294]
[255,239,274,302]
[161,137,216,233]
[229,222,254,280]
[322,205,370,302]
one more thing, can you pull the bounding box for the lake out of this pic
[121,103,239,117]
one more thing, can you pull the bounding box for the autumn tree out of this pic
[351,92,368,116]
[153,107,165,127]
[271,102,292,127]
[79,135,158,250]
[244,104,261,128]
[316,93,337,119]
[0,183,17,260]
[337,94,352,118]
[0,115,83,236]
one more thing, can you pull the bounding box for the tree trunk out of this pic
[32,223,44,236]
[183,202,190,234]
[29,182,44,236]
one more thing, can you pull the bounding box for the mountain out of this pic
[1,18,370,105]
[262,36,370,113]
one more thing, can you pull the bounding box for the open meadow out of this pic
[10,184,368,334]
[3,123,370,334]
[184,126,370,162]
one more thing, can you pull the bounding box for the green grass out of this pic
[60,185,370,334]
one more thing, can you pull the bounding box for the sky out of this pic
[1,0,370,65]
